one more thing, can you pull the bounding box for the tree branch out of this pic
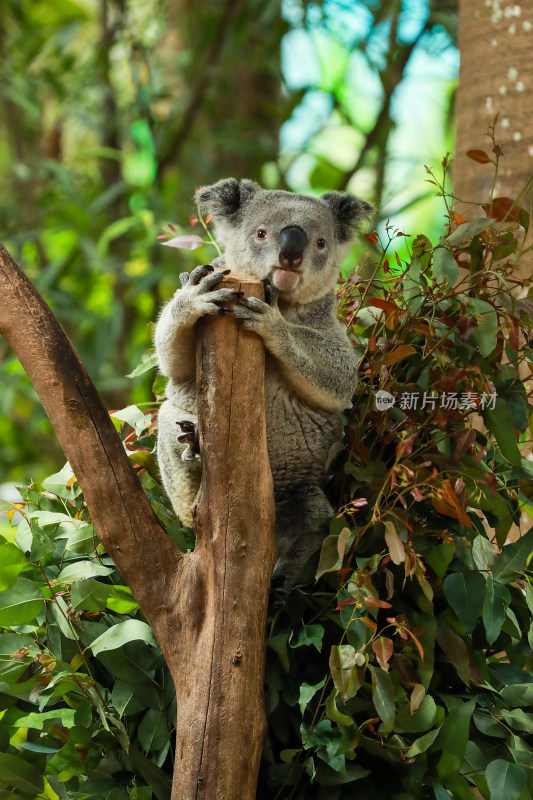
[0,244,179,628]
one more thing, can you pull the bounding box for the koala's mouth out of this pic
[271,267,301,292]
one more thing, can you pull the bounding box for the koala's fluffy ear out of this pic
[196,178,260,222]
[321,191,373,242]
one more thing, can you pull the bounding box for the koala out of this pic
[155,179,372,607]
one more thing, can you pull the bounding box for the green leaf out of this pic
[325,688,353,727]
[436,615,476,685]
[371,666,395,733]
[70,579,110,611]
[46,741,86,776]
[0,577,44,626]
[486,759,526,800]
[501,683,533,707]
[0,752,43,793]
[425,542,455,579]
[468,297,498,356]
[299,677,326,715]
[314,760,370,786]
[57,561,113,583]
[316,534,342,579]
[433,698,476,775]
[42,463,81,500]
[107,585,139,614]
[127,348,159,378]
[500,709,533,733]
[433,248,459,285]
[138,707,169,753]
[443,571,485,633]
[395,695,437,733]
[483,577,510,644]
[0,537,27,591]
[494,528,533,583]
[406,726,442,756]
[110,405,152,435]
[90,620,157,656]
[64,523,96,554]
[290,624,324,652]
[446,218,490,246]
[484,399,521,465]
[329,645,364,701]
[13,708,75,730]
[472,534,496,571]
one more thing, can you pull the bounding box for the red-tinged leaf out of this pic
[482,196,521,223]
[157,234,169,239]
[368,298,398,314]
[382,344,416,366]
[509,317,520,351]
[360,617,378,634]
[189,215,198,226]
[372,637,393,671]
[466,149,492,164]
[368,332,376,353]
[396,435,414,459]
[395,252,402,267]
[404,627,425,662]
[451,428,476,463]
[335,598,357,611]
[205,215,213,224]
[66,475,77,488]
[396,231,408,237]
[365,233,379,244]
[162,234,206,250]
[352,498,368,508]
[383,258,390,273]
[168,224,177,232]
[365,597,392,609]
[385,521,405,565]
[432,496,472,529]
[411,487,423,502]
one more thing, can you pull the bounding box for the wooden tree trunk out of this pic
[0,247,276,800]
[454,0,533,278]
[170,274,276,799]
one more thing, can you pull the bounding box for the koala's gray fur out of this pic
[155,179,372,607]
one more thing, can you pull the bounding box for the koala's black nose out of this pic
[278,226,308,270]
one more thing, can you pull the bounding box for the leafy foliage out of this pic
[1,154,532,798]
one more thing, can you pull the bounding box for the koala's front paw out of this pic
[232,295,282,337]
[176,420,200,461]
[180,266,238,318]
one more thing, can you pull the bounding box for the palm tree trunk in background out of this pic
[455,0,532,540]
[454,0,533,280]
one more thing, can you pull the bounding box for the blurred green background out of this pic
[0,0,458,486]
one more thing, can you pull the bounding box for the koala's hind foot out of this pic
[270,484,332,612]
[176,420,199,461]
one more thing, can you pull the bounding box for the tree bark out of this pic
[171,273,276,799]
[454,0,533,277]
[0,245,276,800]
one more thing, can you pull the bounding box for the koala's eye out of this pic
[316,238,326,249]
[256,228,267,240]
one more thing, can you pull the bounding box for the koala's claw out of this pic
[189,265,214,286]
[176,420,200,461]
